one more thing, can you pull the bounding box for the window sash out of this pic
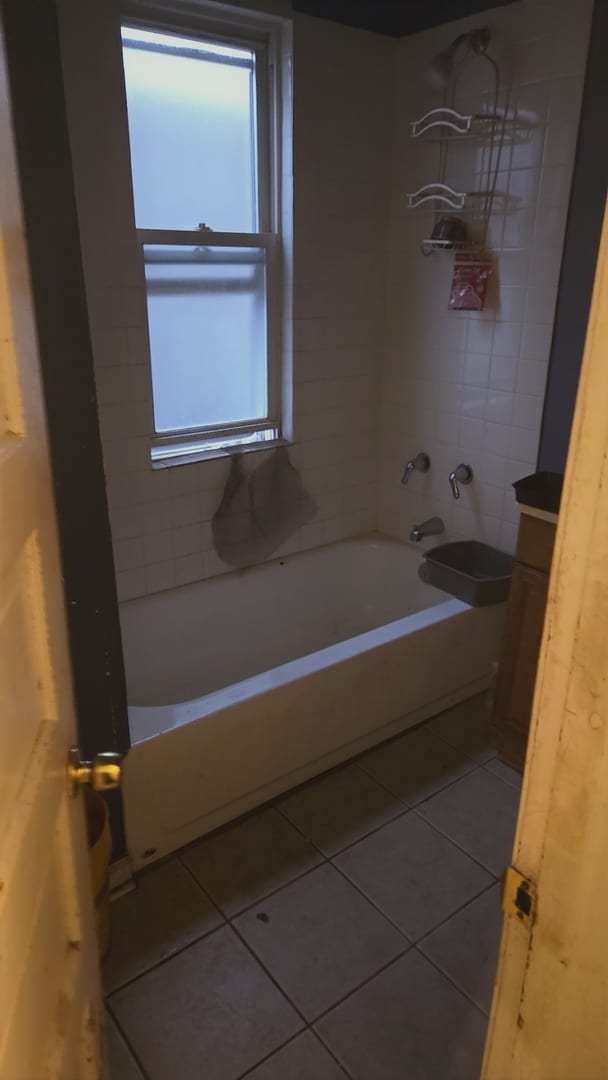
[139,230,281,450]
[122,7,282,459]
[122,13,273,232]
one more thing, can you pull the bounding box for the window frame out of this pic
[120,6,284,463]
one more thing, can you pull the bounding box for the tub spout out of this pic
[409,516,445,542]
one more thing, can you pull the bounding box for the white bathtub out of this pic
[122,534,506,867]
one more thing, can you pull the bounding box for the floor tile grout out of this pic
[106,758,501,1004]
[227,914,312,1029]
[106,694,512,1079]
[411,801,505,880]
[414,942,492,1020]
[180,846,328,921]
[105,924,217,999]
[416,878,499,949]
[235,1029,354,1080]
[275,794,410,861]
[107,1005,152,1080]
[309,943,413,1027]
[355,753,480,818]
[481,760,523,791]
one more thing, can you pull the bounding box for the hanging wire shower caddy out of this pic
[406,30,510,256]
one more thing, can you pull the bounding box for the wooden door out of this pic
[0,18,105,1080]
[483,201,608,1077]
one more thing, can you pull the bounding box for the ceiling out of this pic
[291,0,515,37]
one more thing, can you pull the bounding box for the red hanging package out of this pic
[449,253,493,311]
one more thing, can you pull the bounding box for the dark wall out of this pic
[537,0,608,473]
[2,0,130,855]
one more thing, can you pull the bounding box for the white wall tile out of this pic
[521,321,554,361]
[517,359,549,396]
[492,321,524,358]
[114,537,144,573]
[485,390,515,426]
[513,393,544,431]
[175,552,205,586]
[499,520,519,553]
[142,531,174,566]
[110,505,141,542]
[116,567,147,602]
[378,0,590,554]
[461,387,488,419]
[173,525,202,559]
[489,354,519,393]
[63,0,591,600]
[458,418,485,452]
[145,560,176,594]
[170,494,201,529]
[463,352,491,387]
[140,500,173,535]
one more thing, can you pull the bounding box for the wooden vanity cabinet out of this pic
[492,512,557,772]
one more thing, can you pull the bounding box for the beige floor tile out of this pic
[334,812,492,941]
[245,1032,347,1079]
[420,883,504,1014]
[234,863,406,1020]
[103,858,223,992]
[110,926,303,1080]
[181,808,322,916]
[316,950,487,1080]
[359,724,477,806]
[278,763,404,855]
[418,768,519,875]
[426,693,496,763]
[106,1013,144,1080]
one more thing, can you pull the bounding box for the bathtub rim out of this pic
[128,594,468,744]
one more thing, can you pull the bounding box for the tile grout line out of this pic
[481,760,523,791]
[106,773,503,1002]
[411,802,506,880]
[413,942,492,1021]
[416,877,500,951]
[235,1029,354,1080]
[223,916,311,1030]
[107,1006,152,1080]
[309,943,413,1028]
[106,699,510,1076]
[271,803,419,944]
[234,1033,310,1080]
[328,757,504,881]
[331,853,500,960]
[179,849,328,921]
[274,797,410,862]
[355,755,480,818]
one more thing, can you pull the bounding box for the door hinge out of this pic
[501,865,537,926]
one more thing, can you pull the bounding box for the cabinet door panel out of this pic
[493,563,549,770]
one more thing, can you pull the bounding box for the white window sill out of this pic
[150,436,289,469]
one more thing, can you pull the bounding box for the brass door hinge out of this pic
[501,866,537,927]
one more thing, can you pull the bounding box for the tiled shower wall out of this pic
[57,0,392,600]
[58,0,592,603]
[379,0,593,553]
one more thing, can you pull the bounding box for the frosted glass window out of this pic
[143,246,268,432]
[122,27,258,232]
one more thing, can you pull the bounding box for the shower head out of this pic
[425,28,491,90]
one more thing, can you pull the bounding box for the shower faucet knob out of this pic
[449,463,473,499]
[401,452,430,485]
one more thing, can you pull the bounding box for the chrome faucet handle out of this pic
[449,463,473,499]
[401,452,430,485]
